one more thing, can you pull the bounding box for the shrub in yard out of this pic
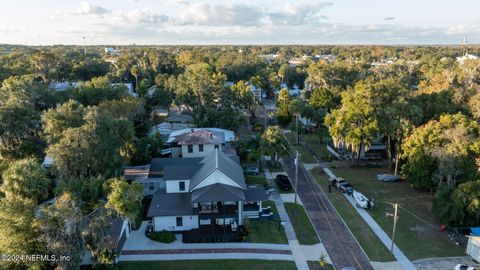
[147,230,176,243]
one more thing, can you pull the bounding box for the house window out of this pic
[179,181,185,191]
[188,144,193,153]
[176,217,183,227]
[199,144,204,152]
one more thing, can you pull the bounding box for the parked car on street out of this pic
[245,165,260,175]
[339,182,354,193]
[275,174,293,191]
[330,177,354,193]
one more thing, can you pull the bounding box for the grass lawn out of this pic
[301,134,336,161]
[284,133,317,163]
[284,202,320,245]
[307,261,335,270]
[312,170,394,262]
[327,166,465,260]
[118,260,297,270]
[266,162,285,172]
[247,200,288,244]
[245,174,269,188]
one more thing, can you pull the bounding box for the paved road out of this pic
[266,168,321,270]
[281,154,373,270]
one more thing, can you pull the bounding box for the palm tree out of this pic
[130,65,140,93]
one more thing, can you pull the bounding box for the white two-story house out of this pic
[145,148,271,241]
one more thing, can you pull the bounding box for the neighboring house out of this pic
[467,228,480,262]
[104,47,119,55]
[81,213,130,265]
[330,137,387,160]
[48,82,78,91]
[104,57,118,64]
[48,81,137,97]
[276,83,301,97]
[314,54,337,62]
[167,128,235,144]
[299,115,314,127]
[42,155,54,167]
[111,83,137,97]
[166,112,194,124]
[161,129,229,158]
[457,54,479,65]
[371,57,397,67]
[288,57,305,66]
[257,54,279,62]
[148,122,196,139]
[247,83,265,101]
[145,149,270,239]
[176,129,225,158]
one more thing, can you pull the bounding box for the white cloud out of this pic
[384,17,395,21]
[76,1,110,15]
[114,9,170,24]
[266,2,333,25]
[175,3,263,26]
[168,0,189,6]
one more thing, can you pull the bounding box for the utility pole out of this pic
[294,151,299,204]
[296,113,299,145]
[387,203,399,254]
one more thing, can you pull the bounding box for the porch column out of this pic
[223,201,226,241]
[237,201,243,225]
[258,201,262,215]
[211,201,214,238]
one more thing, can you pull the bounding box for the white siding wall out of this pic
[153,215,198,231]
[136,178,165,196]
[181,144,220,158]
[166,180,190,193]
[171,147,181,158]
[467,237,480,262]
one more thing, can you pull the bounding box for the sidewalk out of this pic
[123,222,291,251]
[322,166,416,270]
[265,168,332,270]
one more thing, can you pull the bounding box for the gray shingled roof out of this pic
[191,183,245,203]
[245,185,268,202]
[149,157,202,177]
[147,192,193,217]
[176,130,225,145]
[164,164,202,180]
[189,149,246,191]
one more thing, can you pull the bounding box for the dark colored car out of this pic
[339,182,354,193]
[275,174,293,191]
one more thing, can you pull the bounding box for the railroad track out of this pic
[281,154,373,270]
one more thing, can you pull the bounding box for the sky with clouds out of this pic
[1,0,479,45]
